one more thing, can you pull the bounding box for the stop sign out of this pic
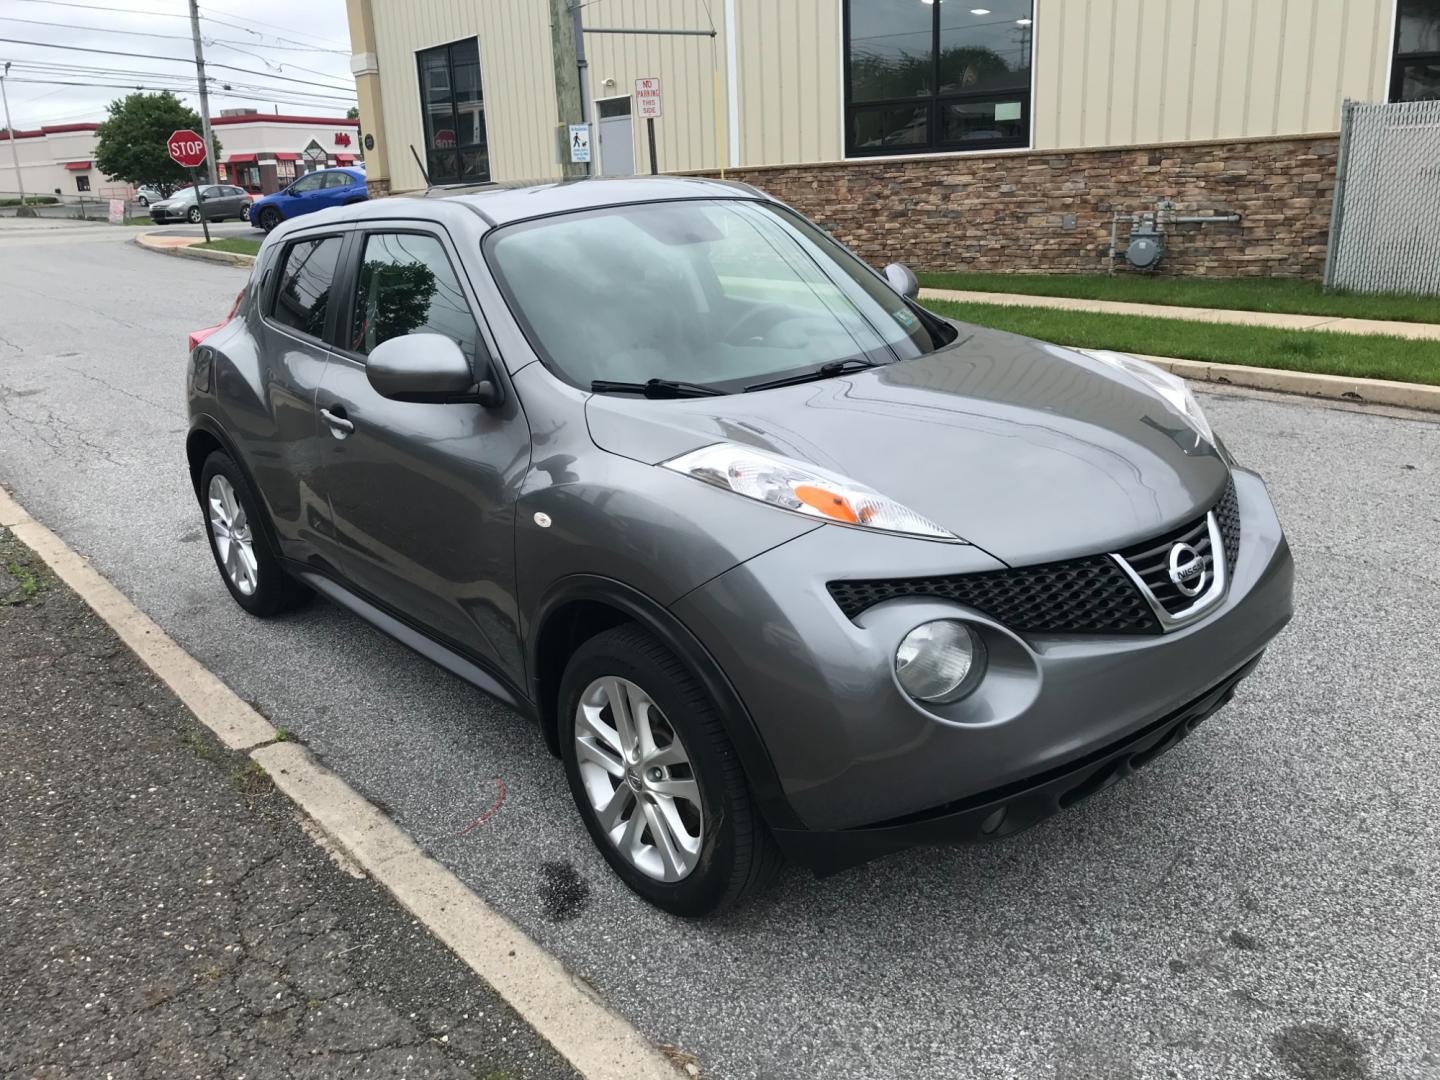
[167,129,208,168]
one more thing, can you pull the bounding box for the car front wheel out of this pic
[257,207,281,232]
[187,206,202,223]
[559,624,781,916]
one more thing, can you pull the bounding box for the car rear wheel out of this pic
[199,451,310,617]
[559,624,781,916]
[241,203,251,221]
[137,195,149,206]
[187,206,202,223]
[258,206,281,232]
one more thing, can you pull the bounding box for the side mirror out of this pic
[366,333,503,407]
[883,262,920,301]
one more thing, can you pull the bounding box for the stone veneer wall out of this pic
[698,134,1339,279]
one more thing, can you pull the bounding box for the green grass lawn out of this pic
[195,237,261,257]
[927,299,1440,387]
[917,271,1440,325]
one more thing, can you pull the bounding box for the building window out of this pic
[417,37,488,185]
[1392,0,1440,101]
[844,0,1033,156]
[75,174,90,192]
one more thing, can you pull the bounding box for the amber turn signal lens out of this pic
[794,484,860,523]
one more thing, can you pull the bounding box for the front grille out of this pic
[826,478,1241,634]
[827,554,1162,634]
[1115,479,1238,617]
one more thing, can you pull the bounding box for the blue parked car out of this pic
[250,166,367,232]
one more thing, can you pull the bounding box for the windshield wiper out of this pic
[589,378,725,399]
[743,358,879,393]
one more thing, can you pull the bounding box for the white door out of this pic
[596,96,635,177]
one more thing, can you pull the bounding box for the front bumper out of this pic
[671,468,1294,862]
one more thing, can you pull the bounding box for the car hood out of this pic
[583,325,1231,566]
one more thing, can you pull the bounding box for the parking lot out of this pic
[1,221,1438,1079]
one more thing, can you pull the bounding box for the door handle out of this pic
[320,406,354,437]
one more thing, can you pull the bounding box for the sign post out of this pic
[167,128,211,244]
[635,77,662,175]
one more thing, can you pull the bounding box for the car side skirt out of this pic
[291,566,534,717]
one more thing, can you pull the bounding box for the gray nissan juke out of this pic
[185,178,1294,915]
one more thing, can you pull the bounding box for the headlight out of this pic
[1083,350,1214,445]
[662,443,958,540]
[895,620,985,703]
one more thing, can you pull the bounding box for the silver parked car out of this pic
[184,179,1293,915]
[149,184,251,224]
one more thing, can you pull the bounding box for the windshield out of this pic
[485,199,950,391]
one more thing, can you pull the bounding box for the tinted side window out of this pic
[291,173,324,194]
[348,232,478,365]
[271,236,343,340]
[324,172,354,188]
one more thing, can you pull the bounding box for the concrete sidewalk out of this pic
[0,527,578,1080]
[919,287,1440,342]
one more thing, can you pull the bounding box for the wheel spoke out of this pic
[577,701,623,756]
[642,799,685,880]
[594,783,632,831]
[575,735,624,778]
[605,677,639,760]
[649,777,699,805]
[619,795,647,856]
[644,742,689,769]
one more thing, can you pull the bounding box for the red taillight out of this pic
[187,286,246,352]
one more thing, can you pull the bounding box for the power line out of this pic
[0,38,356,92]
[4,76,355,110]
[7,0,351,52]
[8,60,355,102]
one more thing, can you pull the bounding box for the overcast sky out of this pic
[1,0,355,129]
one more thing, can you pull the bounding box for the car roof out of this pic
[337,176,770,228]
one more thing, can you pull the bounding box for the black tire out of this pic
[559,624,781,916]
[258,207,281,232]
[241,203,251,221]
[198,451,310,617]
[187,206,202,223]
[137,195,149,206]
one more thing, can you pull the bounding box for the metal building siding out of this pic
[734,0,843,167]
[1032,0,1394,151]
[368,0,558,189]
[583,0,726,173]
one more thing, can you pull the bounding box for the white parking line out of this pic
[0,483,683,1080]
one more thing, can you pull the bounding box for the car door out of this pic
[319,171,356,210]
[200,186,228,219]
[315,225,531,684]
[249,227,351,570]
[281,171,326,217]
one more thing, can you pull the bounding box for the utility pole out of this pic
[548,0,586,179]
[187,0,219,186]
[0,62,32,215]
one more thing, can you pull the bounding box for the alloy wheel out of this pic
[207,474,259,596]
[187,207,201,223]
[574,676,704,882]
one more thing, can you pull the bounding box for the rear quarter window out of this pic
[269,236,343,339]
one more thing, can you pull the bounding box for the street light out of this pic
[0,60,33,215]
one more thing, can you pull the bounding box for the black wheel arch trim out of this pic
[527,573,804,833]
[186,415,286,564]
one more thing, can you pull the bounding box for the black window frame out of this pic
[263,230,350,346]
[1390,0,1440,102]
[842,0,1034,158]
[416,36,490,186]
[333,226,486,372]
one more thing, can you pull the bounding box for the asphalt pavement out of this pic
[1,221,1438,1079]
[0,527,577,1080]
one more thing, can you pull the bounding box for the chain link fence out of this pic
[1325,99,1440,297]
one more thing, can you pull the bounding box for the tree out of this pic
[346,106,359,120]
[93,92,221,197]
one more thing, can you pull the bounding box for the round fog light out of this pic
[895,620,985,703]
